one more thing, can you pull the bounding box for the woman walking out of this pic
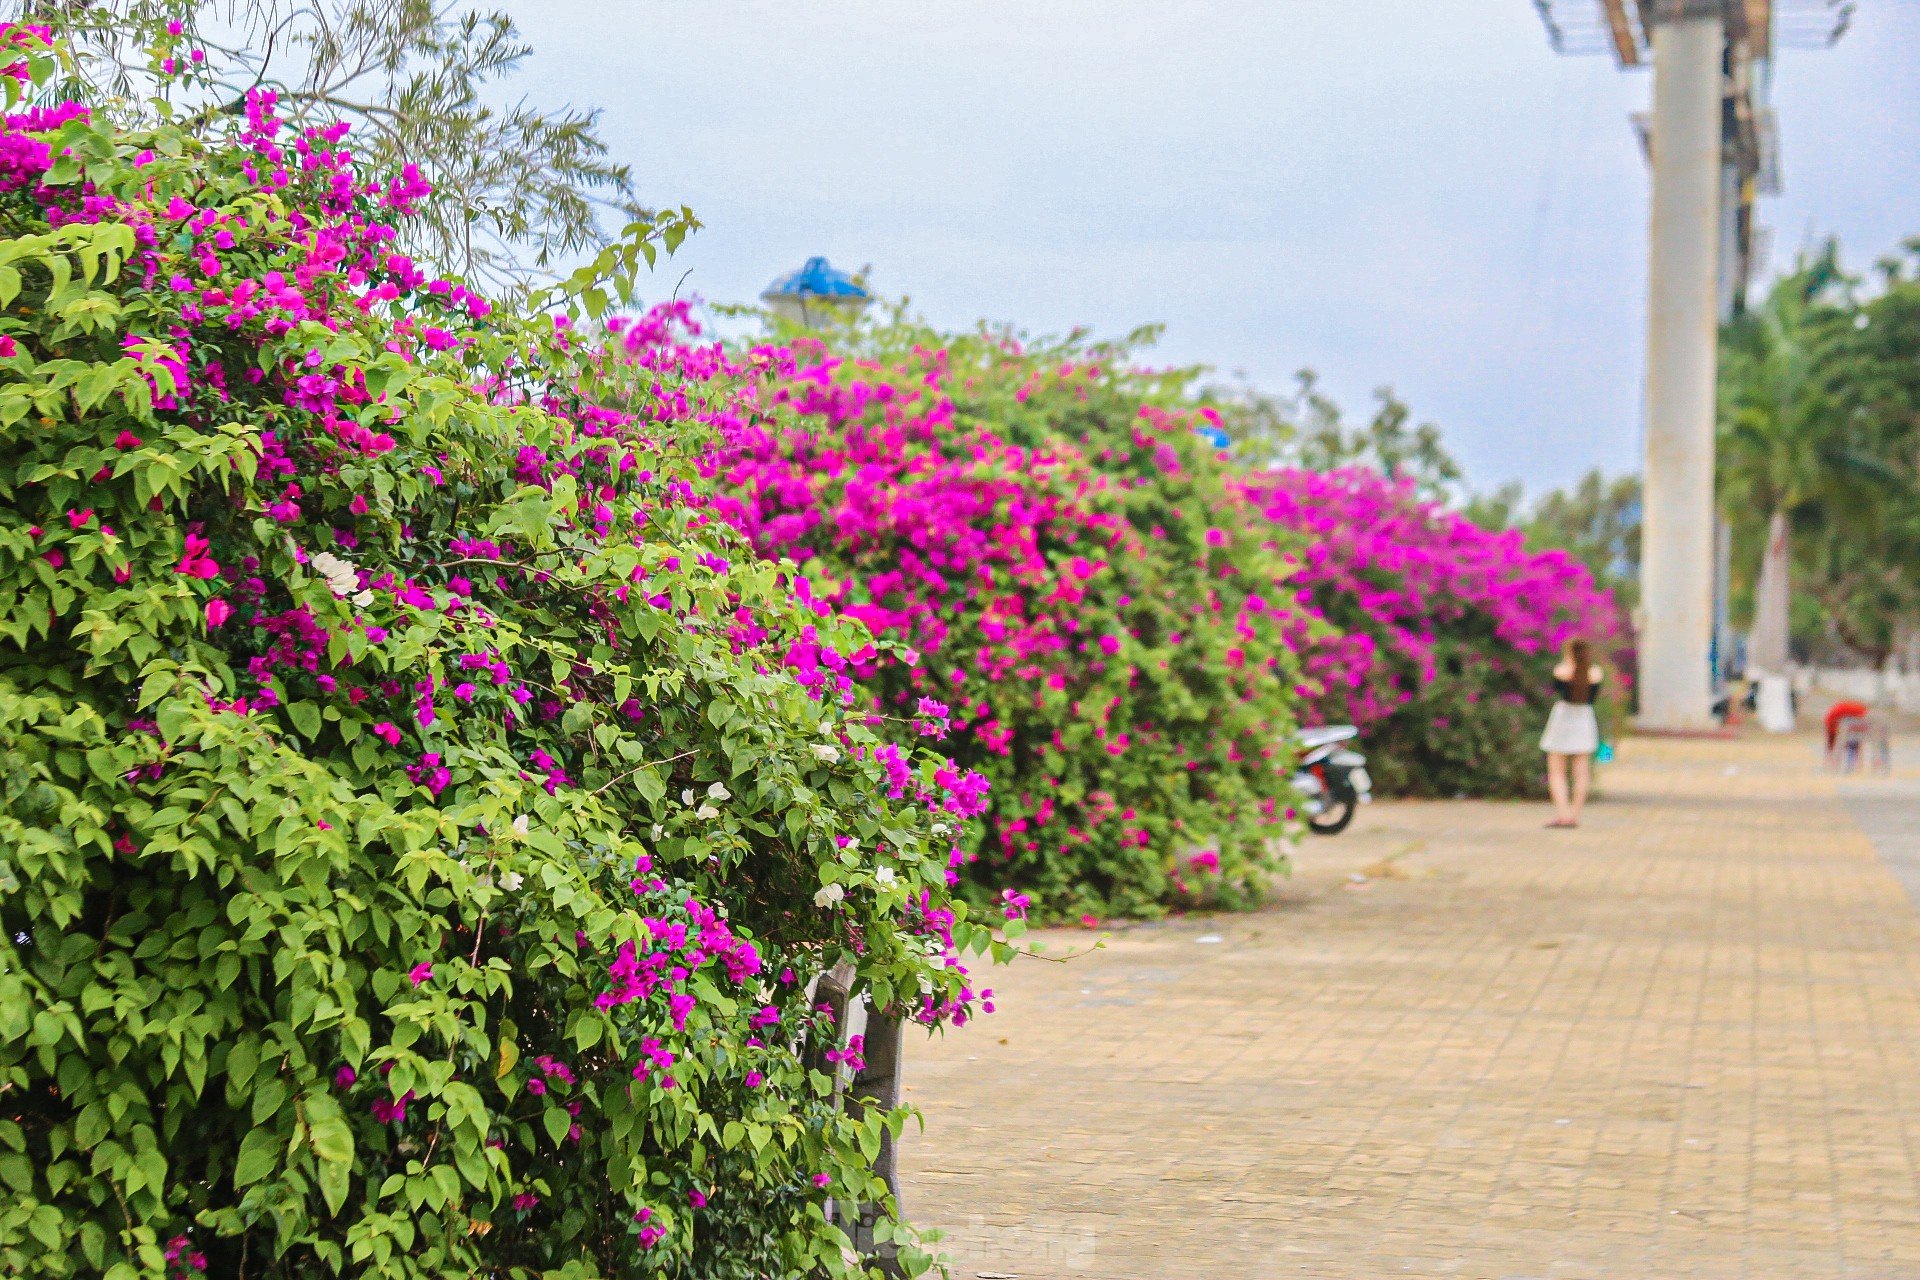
[1541,637,1603,828]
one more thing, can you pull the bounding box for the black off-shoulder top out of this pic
[1552,671,1602,706]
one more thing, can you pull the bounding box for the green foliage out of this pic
[1457,478,1524,534]
[1718,242,1920,665]
[1718,247,1853,524]
[1358,635,1561,800]
[1215,369,1463,504]
[1793,241,1920,663]
[0,52,980,1280]
[1519,469,1642,613]
[33,0,680,289]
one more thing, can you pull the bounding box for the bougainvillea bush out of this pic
[0,34,993,1280]
[603,318,1315,919]
[1239,467,1629,797]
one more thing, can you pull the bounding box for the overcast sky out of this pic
[511,1,1919,496]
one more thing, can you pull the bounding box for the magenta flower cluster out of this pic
[593,321,1317,915]
[1238,467,1627,732]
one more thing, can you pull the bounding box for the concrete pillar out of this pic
[1637,6,1724,730]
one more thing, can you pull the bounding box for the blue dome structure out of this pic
[760,257,871,326]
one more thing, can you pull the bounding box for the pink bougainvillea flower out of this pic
[174,533,220,579]
[371,1090,413,1124]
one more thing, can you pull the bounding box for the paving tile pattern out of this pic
[1841,768,1920,912]
[899,734,1920,1279]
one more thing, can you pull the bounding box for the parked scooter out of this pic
[1293,725,1373,835]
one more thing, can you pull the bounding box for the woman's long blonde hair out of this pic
[1562,637,1596,702]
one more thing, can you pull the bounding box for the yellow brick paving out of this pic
[899,734,1920,1279]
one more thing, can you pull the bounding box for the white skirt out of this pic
[1539,701,1599,755]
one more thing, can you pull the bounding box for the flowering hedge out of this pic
[0,36,991,1280]
[589,319,1315,919]
[1239,467,1629,796]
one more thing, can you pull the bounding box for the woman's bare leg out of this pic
[1547,753,1570,823]
[1570,754,1592,824]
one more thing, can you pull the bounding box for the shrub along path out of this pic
[901,733,1920,1278]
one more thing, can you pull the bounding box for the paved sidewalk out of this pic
[901,734,1920,1279]
[1840,759,1920,912]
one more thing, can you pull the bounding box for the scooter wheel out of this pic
[1308,796,1355,835]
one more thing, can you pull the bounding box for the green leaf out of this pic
[288,700,322,740]
[252,1076,288,1125]
[308,1105,354,1166]
[233,1127,280,1188]
[0,1152,32,1190]
[316,1156,350,1216]
[571,1016,603,1053]
[542,1105,571,1147]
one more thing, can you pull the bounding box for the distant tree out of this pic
[1198,373,1295,467]
[1210,372,1646,613]
[1799,241,1920,666]
[1716,246,1854,675]
[1214,369,1463,504]
[12,0,688,287]
[1460,479,1524,533]
[1801,531,1915,667]
[1523,470,1643,612]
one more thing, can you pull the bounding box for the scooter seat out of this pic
[1297,724,1358,749]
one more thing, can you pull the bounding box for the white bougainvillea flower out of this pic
[873,866,897,888]
[706,781,730,801]
[813,883,845,908]
[810,743,840,763]
[510,814,530,838]
[695,803,719,820]
[308,550,362,599]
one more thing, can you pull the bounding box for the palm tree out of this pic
[1716,248,1849,675]
[1806,241,1920,672]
